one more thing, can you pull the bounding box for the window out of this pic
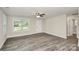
[3,14,7,35]
[14,17,29,32]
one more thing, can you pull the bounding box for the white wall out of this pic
[36,19,42,33]
[0,8,7,49]
[77,19,79,46]
[44,15,67,39]
[7,17,43,38]
[77,9,79,46]
[36,18,45,33]
[77,9,79,39]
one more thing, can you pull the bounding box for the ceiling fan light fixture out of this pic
[36,15,40,18]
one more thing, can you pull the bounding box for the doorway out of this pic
[67,15,78,38]
[66,15,78,44]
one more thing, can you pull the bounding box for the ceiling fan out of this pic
[33,12,46,18]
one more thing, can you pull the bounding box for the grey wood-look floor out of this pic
[0,33,78,51]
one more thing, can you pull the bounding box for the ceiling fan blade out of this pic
[40,15,44,17]
[41,14,45,15]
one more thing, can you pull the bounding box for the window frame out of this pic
[13,17,29,32]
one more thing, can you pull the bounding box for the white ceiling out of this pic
[3,7,78,18]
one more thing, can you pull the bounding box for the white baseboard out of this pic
[7,32,67,39]
[45,32,67,39]
[7,32,43,38]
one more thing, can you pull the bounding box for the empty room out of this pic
[0,7,79,51]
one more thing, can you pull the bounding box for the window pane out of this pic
[3,14,7,35]
[22,21,28,30]
[14,20,22,31]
